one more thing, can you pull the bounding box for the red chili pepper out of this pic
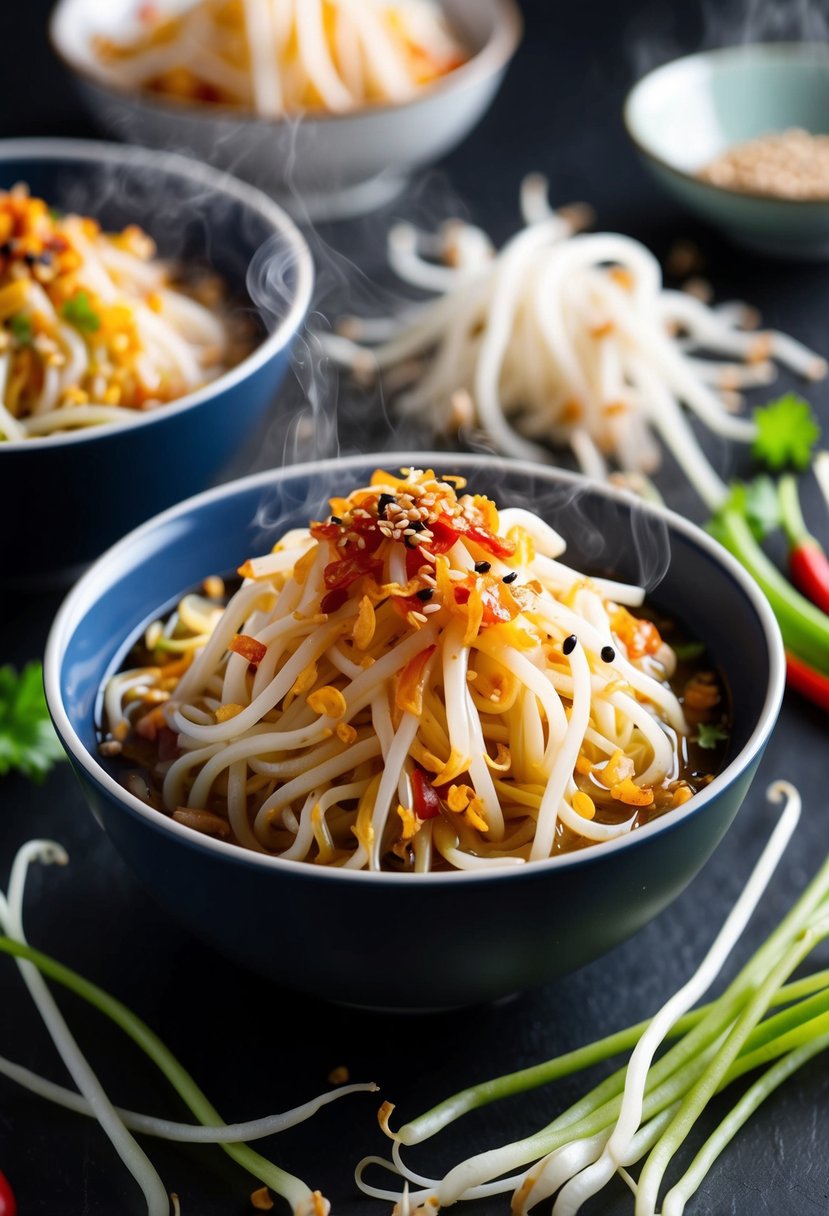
[412,767,441,819]
[789,542,829,616]
[785,650,829,711]
[0,1169,17,1216]
[779,474,829,615]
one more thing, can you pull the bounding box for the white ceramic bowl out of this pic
[50,0,522,221]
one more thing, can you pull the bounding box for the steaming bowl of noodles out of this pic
[45,453,784,1009]
[0,138,313,584]
[50,0,523,220]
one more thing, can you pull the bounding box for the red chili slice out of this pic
[412,767,441,820]
[321,587,349,615]
[323,553,383,591]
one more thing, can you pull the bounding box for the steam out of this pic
[629,0,829,77]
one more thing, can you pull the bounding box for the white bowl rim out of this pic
[0,136,314,452]
[45,450,786,886]
[624,41,829,209]
[50,0,524,128]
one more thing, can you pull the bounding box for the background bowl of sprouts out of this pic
[0,137,313,585]
[624,43,829,258]
[49,0,523,221]
[45,451,785,1010]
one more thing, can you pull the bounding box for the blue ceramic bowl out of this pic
[45,453,784,1010]
[0,138,313,584]
[625,43,829,258]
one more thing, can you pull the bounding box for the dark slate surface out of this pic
[2,1,829,1214]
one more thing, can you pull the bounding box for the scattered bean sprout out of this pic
[324,177,828,511]
[0,840,378,1214]
[356,781,829,1214]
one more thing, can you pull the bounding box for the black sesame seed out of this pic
[415,588,434,602]
[562,634,577,656]
[37,252,53,266]
[502,571,518,584]
[601,645,616,663]
[23,252,37,266]
[474,560,491,574]
[329,515,342,525]
[409,520,426,532]
[0,242,13,257]
[377,493,396,518]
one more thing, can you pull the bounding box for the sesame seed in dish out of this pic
[697,129,829,200]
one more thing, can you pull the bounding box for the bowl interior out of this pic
[53,0,507,98]
[52,454,781,830]
[627,44,829,175]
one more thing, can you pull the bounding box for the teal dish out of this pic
[45,453,784,1010]
[625,43,829,257]
[0,139,313,585]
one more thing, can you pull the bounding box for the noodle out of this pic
[0,184,244,441]
[92,0,467,116]
[101,469,728,871]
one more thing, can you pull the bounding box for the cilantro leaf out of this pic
[61,290,101,335]
[0,662,65,782]
[694,722,729,750]
[752,394,821,471]
[9,312,33,346]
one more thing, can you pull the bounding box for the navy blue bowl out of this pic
[45,453,785,1009]
[0,138,313,585]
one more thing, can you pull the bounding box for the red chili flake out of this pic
[412,767,441,820]
[321,587,348,615]
[229,634,267,666]
[428,518,461,553]
[454,585,471,605]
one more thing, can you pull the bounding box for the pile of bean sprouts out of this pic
[102,468,713,871]
[0,184,235,441]
[324,177,828,512]
[94,0,467,117]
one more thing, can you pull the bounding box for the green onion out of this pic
[61,289,101,334]
[368,782,829,1214]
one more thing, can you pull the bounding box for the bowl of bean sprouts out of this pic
[45,451,784,1010]
[0,138,313,584]
[50,0,523,220]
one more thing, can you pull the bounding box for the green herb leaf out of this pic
[694,722,729,750]
[61,290,101,335]
[0,662,65,782]
[753,394,821,471]
[9,312,33,346]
